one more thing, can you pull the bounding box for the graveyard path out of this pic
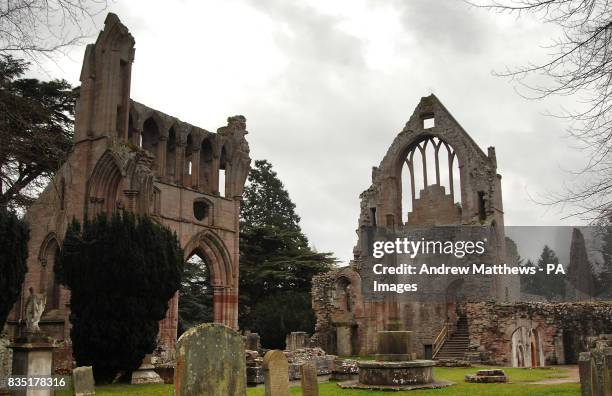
[530,365,579,385]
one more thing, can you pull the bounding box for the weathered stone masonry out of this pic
[5,14,251,371]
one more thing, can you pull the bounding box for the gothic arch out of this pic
[87,150,124,216]
[38,233,61,310]
[183,230,234,288]
[183,230,236,327]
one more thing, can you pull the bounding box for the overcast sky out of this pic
[34,0,591,263]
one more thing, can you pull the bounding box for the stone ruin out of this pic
[310,95,612,367]
[4,12,251,373]
[579,334,612,396]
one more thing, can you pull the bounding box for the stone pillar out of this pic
[131,128,142,147]
[286,332,309,351]
[157,136,167,178]
[175,141,185,185]
[191,149,201,190]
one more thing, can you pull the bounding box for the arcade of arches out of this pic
[5,14,251,371]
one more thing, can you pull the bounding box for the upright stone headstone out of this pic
[72,366,95,396]
[174,323,246,396]
[245,332,260,351]
[579,334,612,396]
[263,350,289,396]
[300,362,319,396]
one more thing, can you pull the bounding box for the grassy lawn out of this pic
[56,366,580,395]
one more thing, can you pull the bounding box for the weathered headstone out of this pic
[263,350,289,396]
[300,362,319,396]
[245,332,261,351]
[72,366,95,396]
[579,334,612,396]
[174,323,246,396]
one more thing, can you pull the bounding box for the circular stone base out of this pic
[338,379,454,391]
[357,360,437,387]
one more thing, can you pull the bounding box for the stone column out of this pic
[157,135,167,178]
[175,141,185,185]
[191,148,201,190]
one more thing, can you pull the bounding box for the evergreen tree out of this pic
[0,56,74,210]
[55,213,183,383]
[0,209,29,327]
[526,245,566,301]
[178,254,213,336]
[239,160,335,348]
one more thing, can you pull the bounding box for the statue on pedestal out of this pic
[24,287,46,334]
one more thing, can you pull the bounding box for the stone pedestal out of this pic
[338,330,452,391]
[9,334,55,396]
[131,354,163,385]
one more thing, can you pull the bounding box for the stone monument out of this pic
[263,350,289,396]
[339,329,453,391]
[72,366,95,396]
[174,323,246,396]
[9,289,56,396]
[300,362,319,396]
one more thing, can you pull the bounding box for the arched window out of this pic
[401,136,461,225]
[40,236,61,310]
[184,132,194,185]
[142,117,160,156]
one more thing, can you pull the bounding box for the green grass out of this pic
[56,366,580,396]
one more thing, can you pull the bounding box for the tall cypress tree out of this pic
[55,213,183,383]
[239,160,335,348]
[0,209,29,327]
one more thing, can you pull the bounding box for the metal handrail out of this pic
[432,322,449,359]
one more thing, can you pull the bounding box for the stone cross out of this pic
[174,323,246,396]
[72,366,95,396]
[300,362,319,396]
[263,350,289,396]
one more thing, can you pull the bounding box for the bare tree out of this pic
[0,0,108,60]
[470,0,612,223]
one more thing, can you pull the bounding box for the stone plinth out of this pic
[465,369,508,383]
[338,330,453,391]
[359,360,433,384]
[9,334,55,396]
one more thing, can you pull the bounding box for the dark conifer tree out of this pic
[55,213,183,383]
[0,209,29,327]
[238,160,335,348]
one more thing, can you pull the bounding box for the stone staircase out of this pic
[434,315,469,360]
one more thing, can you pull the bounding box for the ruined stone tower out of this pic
[6,14,251,370]
[312,95,518,358]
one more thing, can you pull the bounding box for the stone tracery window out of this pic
[401,136,461,224]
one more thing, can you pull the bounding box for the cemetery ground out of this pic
[56,365,580,395]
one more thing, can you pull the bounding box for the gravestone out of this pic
[579,334,612,396]
[72,366,95,396]
[300,362,319,396]
[174,323,246,396]
[263,350,289,396]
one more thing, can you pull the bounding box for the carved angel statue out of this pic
[25,287,46,333]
